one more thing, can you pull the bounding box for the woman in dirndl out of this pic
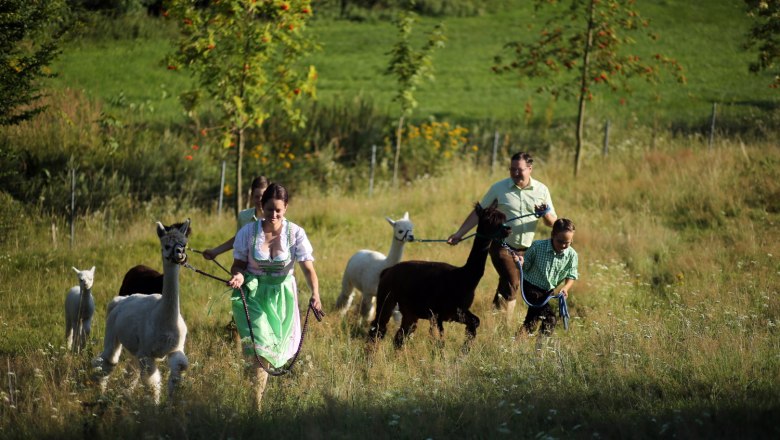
[227,182,323,412]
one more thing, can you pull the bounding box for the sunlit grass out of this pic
[1,138,778,437]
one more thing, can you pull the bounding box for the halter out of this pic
[395,229,414,242]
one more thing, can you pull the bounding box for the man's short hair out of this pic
[511,152,533,165]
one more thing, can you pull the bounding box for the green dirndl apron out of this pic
[231,220,302,368]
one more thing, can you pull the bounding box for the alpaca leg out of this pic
[458,310,480,354]
[393,316,418,348]
[335,278,355,316]
[139,357,162,405]
[92,340,123,392]
[368,291,395,342]
[359,291,376,322]
[167,351,189,402]
[65,324,74,351]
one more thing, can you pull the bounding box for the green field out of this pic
[49,1,777,129]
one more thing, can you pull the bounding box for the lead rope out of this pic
[503,243,569,331]
[180,260,324,376]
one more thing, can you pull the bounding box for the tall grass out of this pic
[1,139,778,438]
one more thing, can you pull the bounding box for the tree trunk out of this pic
[392,114,405,186]
[235,127,245,219]
[574,0,596,177]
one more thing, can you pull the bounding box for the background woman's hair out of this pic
[251,176,269,191]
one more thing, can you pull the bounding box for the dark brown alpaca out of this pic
[368,201,508,349]
[118,222,192,296]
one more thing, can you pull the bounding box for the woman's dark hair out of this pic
[261,182,289,206]
[250,176,269,191]
[511,152,534,166]
[552,218,575,235]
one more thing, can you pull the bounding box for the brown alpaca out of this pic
[368,201,508,349]
[117,222,191,296]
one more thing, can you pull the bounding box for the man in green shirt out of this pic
[516,218,578,335]
[448,152,557,317]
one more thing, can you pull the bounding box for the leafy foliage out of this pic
[0,0,71,126]
[167,0,318,214]
[385,5,444,183]
[493,0,686,175]
[744,0,780,89]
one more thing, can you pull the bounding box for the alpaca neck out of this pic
[160,260,181,319]
[386,238,406,264]
[457,236,491,284]
[78,286,92,312]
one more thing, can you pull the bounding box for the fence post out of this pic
[491,131,499,174]
[369,144,376,197]
[70,167,75,249]
[218,160,226,215]
[708,102,717,149]
[602,120,610,156]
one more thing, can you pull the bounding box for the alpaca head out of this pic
[386,212,414,243]
[156,219,190,265]
[72,266,95,290]
[475,201,509,241]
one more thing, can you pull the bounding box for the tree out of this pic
[0,0,71,126]
[385,5,444,185]
[167,0,317,216]
[493,0,685,176]
[744,0,780,89]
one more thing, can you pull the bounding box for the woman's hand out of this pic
[310,294,322,313]
[228,272,244,289]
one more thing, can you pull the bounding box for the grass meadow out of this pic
[50,0,777,130]
[1,138,778,439]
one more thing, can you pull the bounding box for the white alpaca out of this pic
[65,266,95,353]
[335,212,414,321]
[92,220,190,404]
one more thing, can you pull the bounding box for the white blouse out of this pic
[233,219,314,276]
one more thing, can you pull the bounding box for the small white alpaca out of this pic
[335,212,414,321]
[65,266,96,353]
[92,220,190,404]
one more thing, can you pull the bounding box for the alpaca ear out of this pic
[72,267,79,274]
[402,212,409,220]
[90,266,95,274]
[179,218,191,235]
[156,221,166,238]
[386,216,395,226]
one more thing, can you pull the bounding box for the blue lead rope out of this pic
[512,249,570,331]
[504,205,552,224]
